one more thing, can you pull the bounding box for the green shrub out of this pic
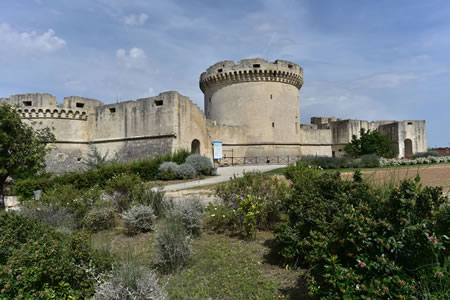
[155,216,192,273]
[14,176,53,201]
[105,173,143,212]
[299,155,381,169]
[38,184,102,226]
[299,155,353,169]
[158,162,179,180]
[215,172,288,230]
[412,151,440,158]
[185,154,213,175]
[175,163,196,179]
[0,212,111,298]
[17,203,76,233]
[129,149,190,181]
[83,206,116,232]
[237,195,263,239]
[360,153,380,168]
[344,128,395,158]
[275,163,449,298]
[133,185,168,217]
[204,204,239,233]
[170,198,203,237]
[13,149,190,197]
[121,204,156,235]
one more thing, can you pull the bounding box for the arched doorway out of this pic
[191,139,200,154]
[404,139,413,158]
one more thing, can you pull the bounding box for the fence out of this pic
[216,155,300,166]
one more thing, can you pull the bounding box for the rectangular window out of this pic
[109,107,116,113]
[154,100,163,106]
[288,64,293,69]
[76,103,85,108]
[253,64,260,68]
[272,122,275,128]
[270,94,272,99]
[218,69,223,73]
[23,101,32,106]
[407,122,413,125]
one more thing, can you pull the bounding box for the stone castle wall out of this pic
[1,58,429,172]
[1,91,210,173]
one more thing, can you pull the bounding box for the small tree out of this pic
[344,128,394,158]
[83,144,109,170]
[0,104,55,210]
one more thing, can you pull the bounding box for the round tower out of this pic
[200,58,303,146]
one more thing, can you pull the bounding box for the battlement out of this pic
[199,58,304,92]
[17,107,88,120]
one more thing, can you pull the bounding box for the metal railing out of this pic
[216,156,300,166]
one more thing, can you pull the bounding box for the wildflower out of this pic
[210,214,215,217]
[428,236,438,244]
[359,261,367,268]
[222,215,225,218]
[434,271,444,278]
[400,218,407,223]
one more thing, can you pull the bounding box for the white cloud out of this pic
[123,13,148,25]
[0,23,66,53]
[301,80,401,121]
[116,47,147,69]
[353,71,446,89]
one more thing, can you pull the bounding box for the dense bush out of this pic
[83,205,116,232]
[155,216,192,273]
[158,162,179,180]
[185,154,213,175]
[299,155,381,169]
[344,128,395,158]
[412,151,440,158]
[215,172,288,231]
[275,163,449,298]
[121,204,156,235]
[13,149,191,199]
[134,186,168,217]
[129,149,191,181]
[0,212,111,298]
[299,156,353,169]
[38,184,102,226]
[94,262,168,300]
[105,173,143,212]
[170,198,203,237]
[359,153,381,168]
[175,163,197,179]
[204,204,237,233]
[17,203,76,233]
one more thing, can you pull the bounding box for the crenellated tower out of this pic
[200,58,303,147]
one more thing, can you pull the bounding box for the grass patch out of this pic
[91,229,306,299]
[164,231,306,300]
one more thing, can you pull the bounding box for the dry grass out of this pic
[341,164,450,194]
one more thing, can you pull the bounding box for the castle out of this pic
[0,58,427,173]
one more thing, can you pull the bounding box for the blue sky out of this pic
[1,0,449,146]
